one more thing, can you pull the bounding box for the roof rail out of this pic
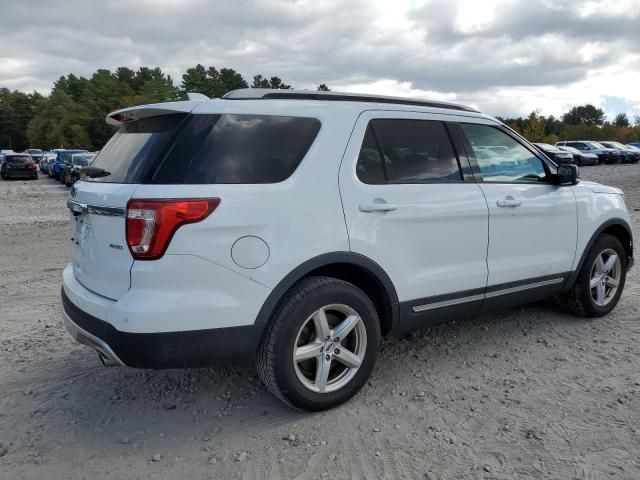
[222,89,479,113]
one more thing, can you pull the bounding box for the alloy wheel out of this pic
[589,248,622,307]
[293,304,367,393]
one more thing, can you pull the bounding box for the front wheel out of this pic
[257,276,380,411]
[561,234,627,317]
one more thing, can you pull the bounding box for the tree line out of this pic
[0,64,638,151]
[497,105,640,145]
[0,64,331,151]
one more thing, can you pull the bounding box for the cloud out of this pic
[0,0,638,118]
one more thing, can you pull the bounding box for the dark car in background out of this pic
[556,145,599,166]
[25,148,44,163]
[532,143,575,165]
[62,152,96,186]
[627,142,640,149]
[555,141,622,164]
[1,154,38,180]
[599,141,640,163]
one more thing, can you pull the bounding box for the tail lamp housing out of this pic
[126,198,220,260]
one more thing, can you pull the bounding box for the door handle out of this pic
[496,198,522,208]
[359,201,398,213]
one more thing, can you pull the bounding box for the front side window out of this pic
[461,124,547,183]
[371,119,462,183]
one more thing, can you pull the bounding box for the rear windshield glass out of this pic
[88,114,186,183]
[88,113,321,184]
[6,156,30,165]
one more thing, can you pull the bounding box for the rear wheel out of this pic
[257,276,380,411]
[561,234,627,317]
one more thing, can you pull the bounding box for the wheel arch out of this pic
[564,218,634,291]
[254,252,400,337]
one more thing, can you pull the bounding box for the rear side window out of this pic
[369,119,462,183]
[356,125,386,184]
[90,113,320,184]
[180,115,321,184]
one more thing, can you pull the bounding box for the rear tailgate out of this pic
[68,182,138,299]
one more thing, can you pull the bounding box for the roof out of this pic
[106,89,483,126]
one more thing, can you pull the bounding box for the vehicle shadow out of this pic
[2,297,614,454]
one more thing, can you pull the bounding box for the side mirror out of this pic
[555,164,578,186]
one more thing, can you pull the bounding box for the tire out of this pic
[33,173,38,180]
[257,276,381,411]
[561,234,627,317]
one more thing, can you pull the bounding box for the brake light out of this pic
[27,162,37,170]
[126,198,220,260]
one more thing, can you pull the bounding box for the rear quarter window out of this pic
[157,114,321,184]
[90,113,321,184]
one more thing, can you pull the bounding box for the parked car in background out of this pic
[532,143,575,165]
[1,154,38,180]
[40,153,57,174]
[63,152,96,186]
[627,142,640,149]
[51,149,88,180]
[599,141,640,163]
[557,146,599,166]
[555,141,622,164]
[25,148,44,163]
[61,89,634,411]
[626,145,640,153]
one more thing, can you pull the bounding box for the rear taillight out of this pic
[27,163,37,170]
[126,198,220,260]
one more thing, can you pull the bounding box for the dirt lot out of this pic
[1,165,639,480]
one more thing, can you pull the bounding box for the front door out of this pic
[458,122,577,302]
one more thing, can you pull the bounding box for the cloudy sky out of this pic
[1,0,639,119]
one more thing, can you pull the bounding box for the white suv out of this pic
[62,89,634,410]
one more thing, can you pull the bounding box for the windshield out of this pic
[605,141,625,149]
[27,149,43,155]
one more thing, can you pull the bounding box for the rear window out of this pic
[89,113,320,184]
[6,156,30,165]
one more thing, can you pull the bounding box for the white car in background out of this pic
[61,89,634,410]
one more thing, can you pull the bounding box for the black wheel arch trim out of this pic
[563,218,634,292]
[253,252,400,332]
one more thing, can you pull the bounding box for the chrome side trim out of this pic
[484,277,564,299]
[412,277,565,313]
[412,294,484,313]
[61,305,126,366]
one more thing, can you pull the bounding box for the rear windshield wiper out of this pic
[80,166,111,178]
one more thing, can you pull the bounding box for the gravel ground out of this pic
[1,165,639,480]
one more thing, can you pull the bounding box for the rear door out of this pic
[458,122,577,291]
[339,111,489,326]
[67,113,190,299]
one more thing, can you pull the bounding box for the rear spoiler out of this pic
[105,93,210,126]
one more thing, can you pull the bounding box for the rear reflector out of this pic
[126,198,220,260]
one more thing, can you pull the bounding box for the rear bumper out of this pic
[62,287,265,368]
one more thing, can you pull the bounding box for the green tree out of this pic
[251,75,291,89]
[317,84,330,91]
[562,104,605,126]
[613,113,630,127]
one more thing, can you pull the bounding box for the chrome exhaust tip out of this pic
[99,352,120,367]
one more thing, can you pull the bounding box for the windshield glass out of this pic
[27,149,43,155]
[586,142,604,149]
